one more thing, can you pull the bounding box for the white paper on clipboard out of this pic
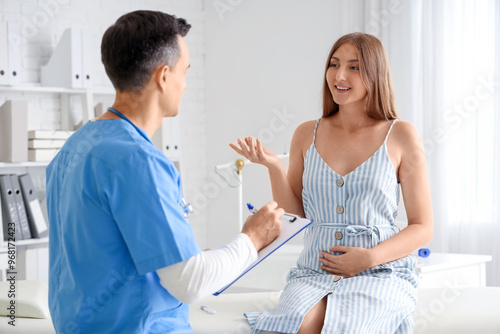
[213,214,313,296]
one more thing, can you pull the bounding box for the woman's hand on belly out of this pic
[319,246,375,278]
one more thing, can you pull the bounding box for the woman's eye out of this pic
[330,63,339,68]
[350,66,359,70]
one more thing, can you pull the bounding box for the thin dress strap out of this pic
[384,119,399,144]
[312,118,321,145]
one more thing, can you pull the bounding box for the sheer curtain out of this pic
[341,0,500,286]
[441,0,500,286]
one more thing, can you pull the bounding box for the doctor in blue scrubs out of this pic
[46,10,283,333]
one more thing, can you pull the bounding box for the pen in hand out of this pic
[247,203,258,214]
[247,203,300,222]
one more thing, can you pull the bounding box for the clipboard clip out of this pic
[284,213,300,222]
[247,203,300,222]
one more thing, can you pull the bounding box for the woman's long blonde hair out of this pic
[322,32,398,120]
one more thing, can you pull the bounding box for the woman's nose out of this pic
[335,67,347,81]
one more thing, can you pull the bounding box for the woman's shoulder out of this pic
[293,119,320,140]
[295,119,319,134]
[391,119,424,149]
[291,119,321,151]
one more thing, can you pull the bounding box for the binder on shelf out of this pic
[0,22,9,86]
[81,28,93,88]
[6,22,20,86]
[0,100,28,162]
[0,174,23,241]
[41,28,93,88]
[0,21,21,86]
[10,174,32,240]
[152,117,181,160]
[18,174,48,238]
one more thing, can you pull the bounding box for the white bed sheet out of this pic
[189,287,500,334]
[1,286,498,333]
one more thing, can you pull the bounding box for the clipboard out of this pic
[213,214,313,296]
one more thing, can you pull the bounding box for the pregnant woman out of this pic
[230,32,433,333]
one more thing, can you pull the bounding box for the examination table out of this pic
[1,281,499,333]
[189,287,500,334]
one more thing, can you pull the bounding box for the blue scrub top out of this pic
[46,119,201,333]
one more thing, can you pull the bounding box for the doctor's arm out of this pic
[157,201,283,304]
[157,233,255,304]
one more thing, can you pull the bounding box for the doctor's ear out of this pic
[154,64,170,90]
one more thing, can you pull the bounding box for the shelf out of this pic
[0,237,49,252]
[0,84,115,131]
[0,85,115,95]
[0,162,49,168]
[16,237,49,247]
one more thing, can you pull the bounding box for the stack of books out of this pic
[28,130,74,162]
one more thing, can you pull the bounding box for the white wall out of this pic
[204,0,343,247]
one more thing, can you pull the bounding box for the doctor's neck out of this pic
[109,88,164,138]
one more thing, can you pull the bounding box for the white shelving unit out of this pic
[0,84,115,228]
[0,84,116,239]
[0,84,181,283]
[0,85,115,130]
[0,85,114,282]
[0,161,50,282]
[1,85,179,161]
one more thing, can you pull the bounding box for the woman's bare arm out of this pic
[230,121,316,217]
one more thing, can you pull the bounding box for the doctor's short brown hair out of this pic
[101,10,191,92]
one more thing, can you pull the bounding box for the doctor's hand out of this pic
[242,201,283,251]
[318,246,375,278]
[229,137,281,169]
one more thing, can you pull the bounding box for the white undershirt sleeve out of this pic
[156,233,258,304]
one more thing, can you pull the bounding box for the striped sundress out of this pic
[245,118,418,333]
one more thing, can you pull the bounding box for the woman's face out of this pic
[326,43,367,109]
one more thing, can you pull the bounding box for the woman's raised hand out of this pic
[229,137,280,169]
